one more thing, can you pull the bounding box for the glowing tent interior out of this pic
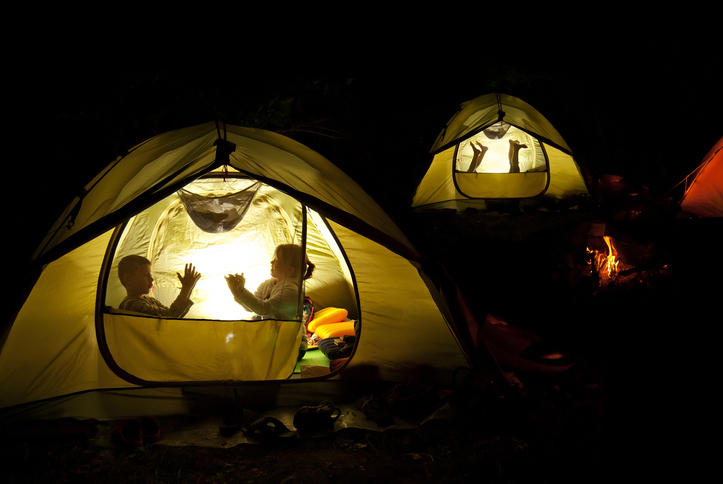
[0,123,474,420]
[412,93,591,211]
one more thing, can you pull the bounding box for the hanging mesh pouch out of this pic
[177,181,261,233]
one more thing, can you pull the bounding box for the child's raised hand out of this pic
[225,273,245,297]
[177,263,202,291]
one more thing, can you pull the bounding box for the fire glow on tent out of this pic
[680,136,723,218]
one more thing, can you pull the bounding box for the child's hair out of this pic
[118,255,151,280]
[275,244,315,280]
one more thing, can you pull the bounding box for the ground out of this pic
[4,205,720,483]
[0,367,605,483]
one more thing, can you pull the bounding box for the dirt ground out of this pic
[0,362,605,483]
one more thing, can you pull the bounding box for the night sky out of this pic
[6,36,722,323]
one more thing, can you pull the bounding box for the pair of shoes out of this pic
[111,416,161,447]
[356,394,394,427]
[293,401,341,434]
[219,407,257,437]
[243,417,296,441]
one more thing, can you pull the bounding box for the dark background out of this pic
[6,35,722,324]
[2,31,720,482]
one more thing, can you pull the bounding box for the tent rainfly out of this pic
[0,123,476,421]
[412,93,590,211]
[680,136,723,217]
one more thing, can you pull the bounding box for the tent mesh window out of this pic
[454,122,545,174]
[453,122,549,199]
[106,179,305,322]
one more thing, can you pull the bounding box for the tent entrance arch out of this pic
[96,169,360,385]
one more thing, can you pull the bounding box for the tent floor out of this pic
[291,347,331,378]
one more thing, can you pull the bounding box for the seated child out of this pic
[118,255,201,318]
[225,244,315,360]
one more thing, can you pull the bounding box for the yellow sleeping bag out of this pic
[307,307,348,333]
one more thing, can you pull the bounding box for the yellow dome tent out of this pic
[412,93,590,211]
[1,122,475,421]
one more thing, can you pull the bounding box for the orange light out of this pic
[602,236,620,279]
[587,236,624,286]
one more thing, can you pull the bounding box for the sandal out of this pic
[219,407,257,437]
[293,400,341,434]
[356,394,394,427]
[243,417,296,440]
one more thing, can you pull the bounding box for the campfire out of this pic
[587,235,630,286]
[582,222,668,292]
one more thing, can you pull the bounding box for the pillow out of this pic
[307,307,348,333]
[315,321,356,339]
